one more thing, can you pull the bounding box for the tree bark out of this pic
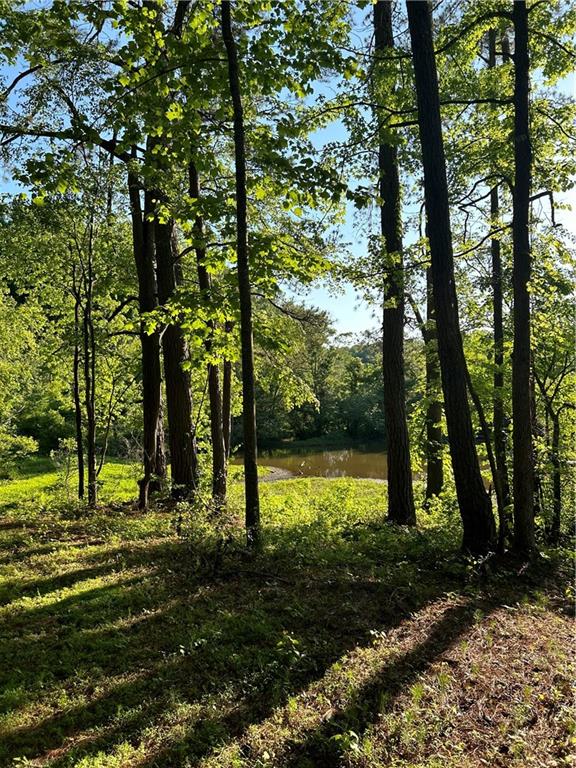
[83,223,97,507]
[222,322,233,459]
[128,172,162,510]
[373,0,416,526]
[425,268,443,499]
[407,0,496,554]
[465,366,507,551]
[189,160,227,508]
[154,212,198,498]
[511,1,536,556]
[549,414,561,544]
[72,266,85,500]
[489,29,512,551]
[151,397,167,492]
[221,0,260,547]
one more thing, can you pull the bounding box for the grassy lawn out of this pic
[0,460,573,767]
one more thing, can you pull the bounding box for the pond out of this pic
[234,447,388,480]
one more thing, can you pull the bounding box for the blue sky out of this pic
[293,69,576,338]
[0,24,573,340]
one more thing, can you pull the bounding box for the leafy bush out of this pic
[0,430,38,478]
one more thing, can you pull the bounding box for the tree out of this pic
[406,0,495,554]
[511,1,536,556]
[155,215,199,498]
[221,0,260,547]
[424,269,444,500]
[373,0,416,526]
[71,264,85,499]
[488,28,512,550]
[189,161,227,508]
[128,173,163,509]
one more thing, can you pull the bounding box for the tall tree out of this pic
[71,264,85,500]
[424,268,443,500]
[406,0,495,554]
[128,173,162,509]
[221,0,260,546]
[373,0,415,526]
[488,29,512,550]
[408,268,443,500]
[82,219,97,506]
[511,0,536,556]
[189,160,227,508]
[222,321,234,460]
[154,214,198,498]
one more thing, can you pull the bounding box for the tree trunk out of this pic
[374,0,415,526]
[549,414,561,545]
[222,323,233,459]
[221,0,260,547]
[489,29,512,551]
[425,268,443,499]
[82,226,97,507]
[531,368,543,522]
[407,0,496,554]
[151,398,167,492]
[465,366,507,551]
[511,1,536,556]
[72,267,85,500]
[189,160,227,508]
[154,212,198,498]
[128,171,161,510]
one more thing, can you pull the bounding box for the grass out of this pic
[0,458,139,510]
[0,459,573,767]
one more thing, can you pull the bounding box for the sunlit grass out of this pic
[0,460,572,767]
[0,457,138,509]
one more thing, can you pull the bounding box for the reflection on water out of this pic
[234,448,388,480]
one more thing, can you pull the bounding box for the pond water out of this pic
[234,448,388,480]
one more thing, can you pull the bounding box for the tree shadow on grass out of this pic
[278,596,496,767]
[0,538,183,604]
[0,522,556,768]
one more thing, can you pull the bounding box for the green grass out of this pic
[0,460,572,768]
[0,458,139,511]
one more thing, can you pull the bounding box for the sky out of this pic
[0,19,574,341]
[292,67,576,338]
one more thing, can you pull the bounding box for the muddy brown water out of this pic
[233,448,388,480]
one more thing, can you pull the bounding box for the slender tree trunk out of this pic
[151,398,167,492]
[489,29,512,551]
[531,369,543,524]
[82,228,97,507]
[425,267,443,500]
[222,322,233,459]
[465,367,507,551]
[511,1,536,556]
[407,0,496,554]
[189,161,227,507]
[374,0,415,525]
[221,0,260,547]
[154,212,198,498]
[72,267,85,500]
[550,413,561,544]
[128,172,161,510]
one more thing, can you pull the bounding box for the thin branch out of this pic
[106,296,138,322]
[455,224,512,257]
[1,65,43,100]
[531,29,576,60]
